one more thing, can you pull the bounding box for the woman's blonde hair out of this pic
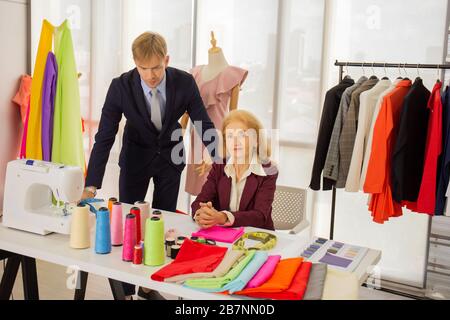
[132,31,167,61]
[221,109,271,162]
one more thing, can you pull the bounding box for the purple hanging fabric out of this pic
[41,52,58,161]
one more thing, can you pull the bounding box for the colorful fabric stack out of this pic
[21,19,84,171]
[152,246,325,300]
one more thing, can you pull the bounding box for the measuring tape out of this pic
[232,232,277,251]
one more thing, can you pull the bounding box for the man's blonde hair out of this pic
[221,109,271,162]
[132,31,167,61]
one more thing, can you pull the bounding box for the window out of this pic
[196,0,279,130]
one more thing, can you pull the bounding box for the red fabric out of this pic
[364,80,411,223]
[407,81,443,215]
[236,261,312,300]
[151,239,227,282]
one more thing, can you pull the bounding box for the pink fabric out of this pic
[245,255,281,289]
[191,226,245,243]
[20,100,31,158]
[185,65,248,195]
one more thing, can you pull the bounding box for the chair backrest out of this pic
[271,185,307,230]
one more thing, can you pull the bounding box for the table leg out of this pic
[0,255,21,300]
[21,256,39,300]
[108,278,126,300]
[74,271,89,300]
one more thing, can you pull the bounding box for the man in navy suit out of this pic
[82,32,217,299]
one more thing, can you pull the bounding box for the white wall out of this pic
[0,0,29,212]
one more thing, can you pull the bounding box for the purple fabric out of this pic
[42,52,57,161]
[319,253,352,268]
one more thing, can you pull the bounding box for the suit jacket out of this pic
[336,77,378,188]
[309,77,354,191]
[391,78,430,203]
[436,86,450,215]
[323,76,367,184]
[191,162,278,230]
[86,67,216,188]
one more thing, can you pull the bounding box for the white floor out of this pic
[0,259,411,300]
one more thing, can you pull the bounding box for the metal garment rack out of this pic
[328,60,450,299]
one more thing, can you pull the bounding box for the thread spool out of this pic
[130,207,142,243]
[110,202,123,246]
[144,217,165,266]
[165,238,176,258]
[134,201,150,238]
[95,207,111,254]
[197,237,206,244]
[170,245,181,260]
[108,197,117,220]
[133,245,143,265]
[70,204,90,249]
[122,214,137,262]
[152,210,162,219]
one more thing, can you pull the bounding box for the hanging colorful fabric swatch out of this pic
[42,52,57,161]
[52,19,85,170]
[27,20,54,160]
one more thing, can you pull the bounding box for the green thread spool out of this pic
[144,217,165,266]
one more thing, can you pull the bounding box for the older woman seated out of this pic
[192,109,278,230]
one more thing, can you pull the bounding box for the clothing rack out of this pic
[327,60,450,299]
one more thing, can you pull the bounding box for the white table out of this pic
[0,208,381,300]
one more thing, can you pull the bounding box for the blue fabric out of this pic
[222,251,268,294]
[436,86,450,215]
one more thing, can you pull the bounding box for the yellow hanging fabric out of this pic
[26,20,54,160]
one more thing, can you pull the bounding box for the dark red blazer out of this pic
[191,161,278,230]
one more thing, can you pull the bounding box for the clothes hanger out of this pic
[437,65,441,83]
[343,62,351,80]
[415,64,421,81]
[396,63,403,80]
[381,62,389,80]
[369,62,378,80]
[402,63,410,81]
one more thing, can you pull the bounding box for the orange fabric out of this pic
[237,261,312,300]
[12,75,32,125]
[364,80,411,223]
[234,258,303,295]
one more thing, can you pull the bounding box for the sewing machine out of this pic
[2,159,84,235]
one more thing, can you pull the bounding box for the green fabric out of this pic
[184,250,255,289]
[52,20,85,170]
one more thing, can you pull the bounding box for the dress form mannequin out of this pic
[183,32,248,197]
[181,32,240,131]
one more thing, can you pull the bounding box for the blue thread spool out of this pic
[95,207,112,254]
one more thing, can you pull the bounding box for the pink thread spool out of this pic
[122,214,136,262]
[111,202,123,246]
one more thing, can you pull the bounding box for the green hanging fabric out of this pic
[52,20,85,171]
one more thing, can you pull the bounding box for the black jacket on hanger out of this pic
[310,77,355,191]
[391,78,430,202]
